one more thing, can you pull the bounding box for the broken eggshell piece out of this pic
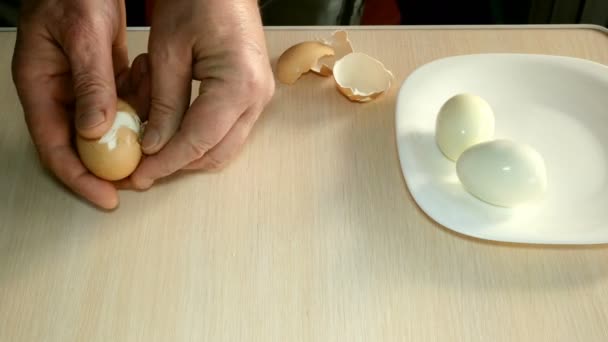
[316,30,354,75]
[332,52,394,102]
[275,30,354,83]
[275,31,392,103]
[276,41,335,84]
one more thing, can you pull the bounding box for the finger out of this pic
[12,27,119,209]
[116,53,151,120]
[44,145,120,209]
[18,74,119,209]
[62,22,118,139]
[130,82,246,189]
[113,0,129,76]
[112,42,130,81]
[183,106,260,171]
[140,36,192,155]
[113,177,135,190]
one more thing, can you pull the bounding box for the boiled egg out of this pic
[435,94,495,161]
[456,139,547,208]
[76,99,143,181]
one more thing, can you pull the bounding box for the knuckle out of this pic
[239,63,266,94]
[62,16,94,48]
[149,95,179,120]
[10,60,21,86]
[72,70,112,97]
[148,45,169,66]
[131,174,154,190]
[11,39,34,89]
[152,158,177,179]
[36,148,52,171]
[11,58,28,90]
[149,43,190,76]
[64,168,81,188]
[187,136,214,160]
[10,42,23,82]
[266,76,276,99]
[61,12,109,56]
[238,42,275,99]
[234,60,274,102]
[202,154,226,171]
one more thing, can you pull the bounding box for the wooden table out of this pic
[2,25,608,341]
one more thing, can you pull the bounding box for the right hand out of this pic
[11,0,148,209]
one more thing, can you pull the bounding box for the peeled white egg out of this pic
[435,94,495,161]
[456,139,547,208]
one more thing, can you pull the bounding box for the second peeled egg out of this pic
[435,93,495,161]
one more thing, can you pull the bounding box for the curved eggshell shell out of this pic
[276,41,335,84]
[332,52,393,103]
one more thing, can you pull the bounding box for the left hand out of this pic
[11,0,149,209]
[129,0,275,189]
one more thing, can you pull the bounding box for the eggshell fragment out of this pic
[76,99,143,181]
[332,52,394,102]
[456,139,547,208]
[276,41,335,84]
[435,93,495,161]
[316,30,354,75]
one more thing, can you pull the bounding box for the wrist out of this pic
[196,0,265,46]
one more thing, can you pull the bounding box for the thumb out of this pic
[66,28,118,139]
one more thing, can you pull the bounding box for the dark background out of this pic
[0,0,606,27]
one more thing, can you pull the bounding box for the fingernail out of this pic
[141,128,160,151]
[77,111,105,130]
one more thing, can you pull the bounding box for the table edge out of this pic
[261,24,608,34]
[0,23,605,34]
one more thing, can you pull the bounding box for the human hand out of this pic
[129,0,275,189]
[12,0,149,209]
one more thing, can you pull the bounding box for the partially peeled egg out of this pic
[76,99,143,181]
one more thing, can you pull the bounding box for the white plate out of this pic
[395,53,608,245]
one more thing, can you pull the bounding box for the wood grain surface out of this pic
[1,26,608,341]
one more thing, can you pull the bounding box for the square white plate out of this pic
[395,53,608,245]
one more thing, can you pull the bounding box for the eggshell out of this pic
[276,41,335,84]
[76,99,143,181]
[316,30,354,75]
[275,31,392,104]
[435,94,495,161]
[332,52,393,102]
[456,139,547,208]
